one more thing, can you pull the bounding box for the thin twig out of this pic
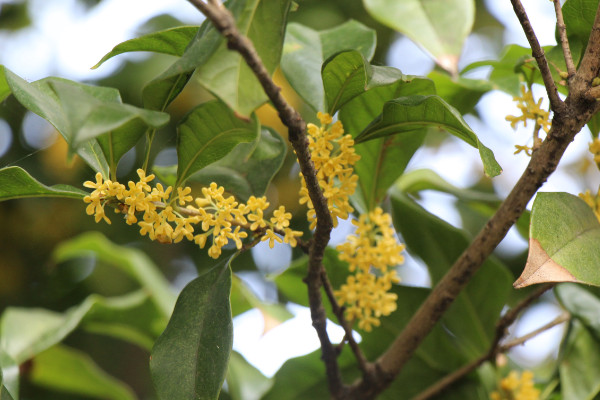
[411,284,555,400]
[500,312,570,352]
[186,1,346,396]
[553,0,576,77]
[511,0,565,113]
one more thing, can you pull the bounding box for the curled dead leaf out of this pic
[514,239,580,289]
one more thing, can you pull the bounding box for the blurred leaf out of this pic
[0,3,30,31]
[322,50,405,114]
[363,0,474,74]
[556,284,600,336]
[0,291,166,364]
[355,95,502,178]
[53,232,176,316]
[428,70,493,114]
[93,26,199,69]
[563,0,598,58]
[30,344,136,400]
[0,166,87,201]
[559,321,600,400]
[151,261,233,400]
[515,192,600,288]
[5,70,169,148]
[155,127,286,201]
[281,20,376,112]
[176,100,258,188]
[340,75,435,211]
[226,351,272,400]
[390,193,512,358]
[193,0,292,116]
[0,66,9,103]
[394,169,499,203]
[0,350,18,400]
[230,274,293,323]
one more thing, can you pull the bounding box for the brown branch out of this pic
[411,284,555,400]
[511,0,565,114]
[553,0,576,78]
[500,312,570,352]
[186,1,346,396]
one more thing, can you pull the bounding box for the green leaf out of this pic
[559,321,600,400]
[30,345,136,400]
[281,20,376,112]
[516,192,600,288]
[0,166,87,201]
[226,351,272,400]
[355,95,502,178]
[151,262,233,400]
[322,50,407,114]
[230,274,293,322]
[0,350,18,400]
[363,0,474,74]
[156,127,286,201]
[176,100,258,188]
[563,0,599,58]
[6,70,169,148]
[556,284,600,336]
[53,232,176,316]
[428,70,493,114]
[0,66,10,103]
[390,193,512,357]
[93,26,199,69]
[76,140,111,177]
[339,75,435,211]
[0,291,166,364]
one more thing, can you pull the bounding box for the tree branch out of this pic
[411,284,555,400]
[511,0,565,113]
[499,312,569,352]
[186,0,345,396]
[553,0,576,78]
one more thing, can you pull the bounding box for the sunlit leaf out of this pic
[0,349,18,400]
[355,95,502,178]
[151,261,233,400]
[556,284,600,337]
[281,20,376,112]
[30,344,136,400]
[176,100,258,188]
[515,192,600,288]
[363,0,474,74]
[340,75,435,211]
[0,166,87,202]
[93,26,199,69]
[53,232,176,316]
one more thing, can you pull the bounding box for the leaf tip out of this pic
[514,239,579,289]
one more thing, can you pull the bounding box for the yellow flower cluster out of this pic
[579,187,600,223]
[490,370,540,400]
[83,169,302,258]
[506,85,551,156]
[589,138,600,166]
[299,112,360,229]
[334,207,405,331]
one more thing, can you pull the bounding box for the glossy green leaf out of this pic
[559,321,600,400]
[93,26,199,69]
[151,262,233,400]
[5,70,169,150]
[556,284,600,336]
[281,20,376,112]
[363,0,474,74]
[355,95,502,178]
[516,192,600,288]
[0,291,166,364]
[53,232,176,316]
[176,100,258,188]
[0,166,87,201]
[76,140,111,177]
[390,193,512,357]
[30,344,136,400]
[0,66,9,103]
[428,70,493,114]
[226,351,272,400]
[339,75,435,211]
[156,127,286,201]
[322,50,408,114]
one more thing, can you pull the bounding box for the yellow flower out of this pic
[506,85,551,133]
[490,370,540,400]
[579,187,600,223]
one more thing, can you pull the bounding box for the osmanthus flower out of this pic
[299,112,360,229]
[490,370,540,400]
[589,138,600,166]
[506,84,551,156]
[579,187,600,223]
[82,169,301,259]
[335,207,405,332]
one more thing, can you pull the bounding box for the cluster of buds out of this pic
[506,85,551,156]
[490,370,540,400]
